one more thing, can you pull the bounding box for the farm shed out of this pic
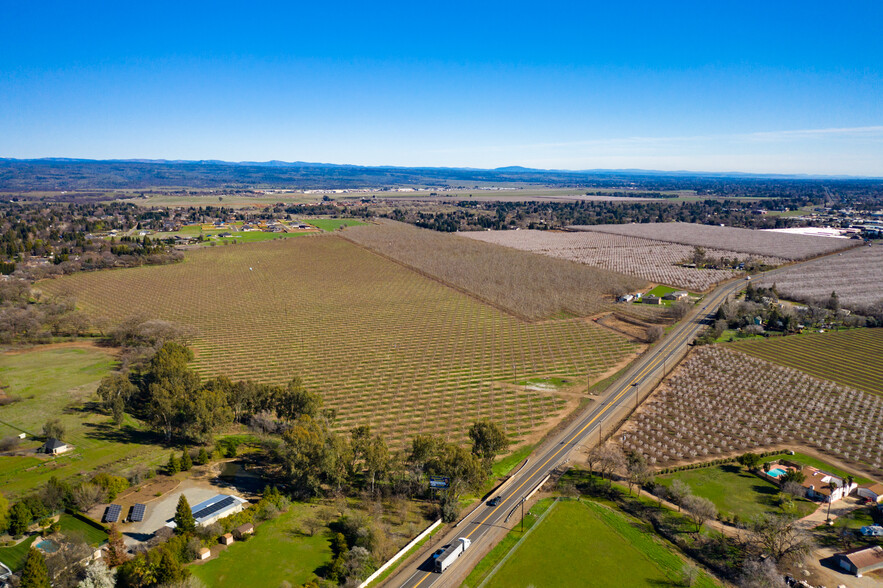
[642,295,661,305]
[618,294,634,303]
[40,438,71,455]
[858,483,883,503]
[835,545,883,577]
[165,494,248,529]
[233,523,254,539]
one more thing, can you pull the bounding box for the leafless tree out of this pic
[737,558,786,588]
[683,494,717,534]
[668,479,691,511]
[748,514,812,563]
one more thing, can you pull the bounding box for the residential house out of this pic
[662,291,689,301]
[40,438,71,455]
[835,545,883,577]
[800,466,857,503]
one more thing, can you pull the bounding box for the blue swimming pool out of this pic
[35,539,59,553]
[767,468,787,478]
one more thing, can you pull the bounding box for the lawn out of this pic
[491,444,534,478]
[657,464,817,521]
[304,218,367,231]
[731,329,883,398]
[475,499,718,588]
[39,236,638,447]
[0,536,36,572]
[58,513,108,547]
[0,345,170,497]
[191,504,332,587]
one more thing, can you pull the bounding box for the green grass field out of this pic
[0,346,170,497]
[191,505,332,587]
[731,329,883,397]
[59,513,108,547]
[39,236,638,446]
[0,536,36,572]
[657,464,817,521]
[474,499,718,588]
[304,218,366,231]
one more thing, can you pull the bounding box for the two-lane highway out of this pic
[393,276,753,588]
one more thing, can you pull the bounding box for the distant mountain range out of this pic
[0,157,878,192]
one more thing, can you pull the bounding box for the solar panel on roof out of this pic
[192,496,237,521]
[129,503,146,522]
[103,504,122,523]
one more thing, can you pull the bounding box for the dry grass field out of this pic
[341,220,656,321]
[461,229,786,291]
[756,244,883,310]
[38,235,641,446]
[731,330,883,398]
[620,346,883,478]
[572,222,855,260]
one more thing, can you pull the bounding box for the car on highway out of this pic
[487,495,503,506]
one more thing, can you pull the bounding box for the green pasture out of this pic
[657,464,817,521]
[191,504,332,587]
[304,218,367,231]
[473,499,718,588]
[0,346,169,497]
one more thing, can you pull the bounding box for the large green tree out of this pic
[20,548,50,588]
[468,419,509,469]
[173,494,195,534]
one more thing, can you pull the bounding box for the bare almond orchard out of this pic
[462,229,786,291]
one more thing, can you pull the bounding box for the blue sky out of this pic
[1,1,881,175]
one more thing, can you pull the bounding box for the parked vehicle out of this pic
[434,537,471,573]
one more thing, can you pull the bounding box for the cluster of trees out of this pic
[384,197,830,233]
[697,286,876,345]
[265,415,507,514]
[682,246,773,273]
[0,201,182,282]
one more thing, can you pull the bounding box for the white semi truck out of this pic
[434,537,471,573]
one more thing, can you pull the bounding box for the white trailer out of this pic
[434,537,471,573]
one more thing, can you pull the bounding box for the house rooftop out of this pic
[42,438,67,451]
[839,545,883,570]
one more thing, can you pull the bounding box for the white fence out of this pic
[358,518,442,588]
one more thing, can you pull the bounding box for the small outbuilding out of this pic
[642,295,661,305]
[835,545,883,577]
[233,523,254,539]
[40,438,71,455]
[198,547,211,560]
[858,483,883,503]
[219,533,234,546]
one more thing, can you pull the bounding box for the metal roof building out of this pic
[166,494,248,528]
